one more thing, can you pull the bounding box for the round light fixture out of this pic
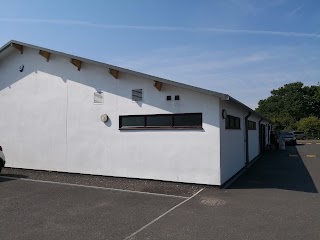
[100,114,109,122]
[19,65,24,72]
[222,109,228,119]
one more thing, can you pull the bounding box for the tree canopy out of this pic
[296,116,320,133]
[256,82,320,131]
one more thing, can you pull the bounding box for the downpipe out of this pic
[245,112,251,166]
[258,118,263,154]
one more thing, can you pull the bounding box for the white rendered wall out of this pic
[248,115,260,162]
[219,100,247,184]
[0,48,67,171]
[0,47,221,185]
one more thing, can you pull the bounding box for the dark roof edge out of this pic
[0,41,12,53]
[227,96,271,122]
[0,40,270,122]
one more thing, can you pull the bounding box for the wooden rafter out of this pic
[70,58,82,71]
[39,50,51,62]
[12,43,23,54]
[154,81,162,91]
[109,68,119,79]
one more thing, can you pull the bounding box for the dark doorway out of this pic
[260,124,266,153]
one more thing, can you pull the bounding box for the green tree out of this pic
[256,82,320,130]
[304,84,320,117]
[296,116,320,133]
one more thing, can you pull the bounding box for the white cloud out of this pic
[109,45,320,109]
[287,5,303,16]
[0,18,319,38]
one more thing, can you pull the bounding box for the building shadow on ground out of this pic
[0,173,28,183]
[228,146,318,193]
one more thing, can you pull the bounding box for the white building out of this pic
[0,40,270,186]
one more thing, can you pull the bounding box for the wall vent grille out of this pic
[132,89,143,101]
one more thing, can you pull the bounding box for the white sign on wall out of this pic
[94,92,104,104]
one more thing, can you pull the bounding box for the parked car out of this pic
[291,131,306,140]
[279,132,297,145]
[0,146,5,172]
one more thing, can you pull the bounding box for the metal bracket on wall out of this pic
[70,59,82,71]
[11,43,23,54]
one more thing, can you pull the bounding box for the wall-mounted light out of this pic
[19,65,24,72]
[101,114,109,122]
[222,109,228,119]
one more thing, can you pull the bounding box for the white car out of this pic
[0,146,5,172]
[279,132,297,145]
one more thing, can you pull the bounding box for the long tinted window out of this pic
[174,114,202,127]
[121,116,145,127]
[146,115,172,127]
[120,113,202,129]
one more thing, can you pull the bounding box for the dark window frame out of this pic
[119,113,203,130]
[226,115,241,130]
[248,120,257,130]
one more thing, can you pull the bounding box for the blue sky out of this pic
[1,0,319,109]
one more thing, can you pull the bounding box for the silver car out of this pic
[0,146,5,172]
[291,131,306,140]
[279,132,297,145]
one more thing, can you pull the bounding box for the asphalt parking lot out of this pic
[0,140,319,240]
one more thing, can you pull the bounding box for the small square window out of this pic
[175,95,180,100]
[226,115,241,130]
[167,96,172,101]
[248,120,256,130]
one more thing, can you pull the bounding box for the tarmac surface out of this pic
[0,140,319,240]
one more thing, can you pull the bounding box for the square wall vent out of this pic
[132,89,143,101]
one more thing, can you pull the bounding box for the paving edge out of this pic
[0,175,189,199]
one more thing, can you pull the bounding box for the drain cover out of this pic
[200,197,226,206]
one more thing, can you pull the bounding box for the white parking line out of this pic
[124,188,204,240]
[0,176,189,199]
[306,155,317,158]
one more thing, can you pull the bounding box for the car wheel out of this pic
[302,136,306,140]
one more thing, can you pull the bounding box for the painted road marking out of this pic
[316,143,320,145]
[0,176,188,199]
[289,154,299,157]
[306,155,317,158]
[124,188,204,240]
[306,143,312,145]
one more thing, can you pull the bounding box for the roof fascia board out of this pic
[0,40,13,53]
[1,40,270,120]
[224,96,271,123]
[1,40,229,100]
